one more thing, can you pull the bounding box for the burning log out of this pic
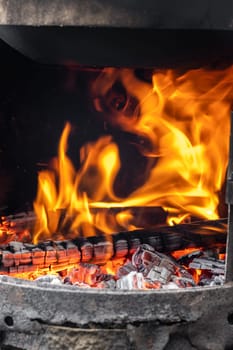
[0,218,227,278]
[0,206,167,241]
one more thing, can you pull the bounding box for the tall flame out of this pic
[33,67,233,243]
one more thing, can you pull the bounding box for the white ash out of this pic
[162,282,180,289]
[35,274,63,285]
[199,274,225,286]
[116,271,145,290]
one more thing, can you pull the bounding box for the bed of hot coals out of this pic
[0,212,226,290]
[0,242,225,290]
[34,244,225,290]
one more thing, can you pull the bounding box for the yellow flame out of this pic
[33,67,233,242]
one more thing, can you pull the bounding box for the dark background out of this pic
[0,39,101,213]
[0,39,150,214]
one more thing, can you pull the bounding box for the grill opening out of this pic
[0,36,231,291]
[1,2,233,349]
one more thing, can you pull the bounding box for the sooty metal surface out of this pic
[0,0,232,28]
[1,0,233,66]
[0,277,233,349]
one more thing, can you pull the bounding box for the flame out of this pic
[192,268,203,284]
[171,248,202,260]
[33,67,233,242]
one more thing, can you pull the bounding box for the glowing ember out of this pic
[0,240,225,288]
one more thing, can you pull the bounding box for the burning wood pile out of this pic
[0,67,232,290]
[0,212,226,289]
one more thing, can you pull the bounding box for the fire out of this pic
[33,67,233,242]
[171,248,202,260]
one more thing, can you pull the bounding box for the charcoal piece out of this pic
[31,248,45,265]
[143,279,162,289]
[176,250,203,265]
[142,235,163,252]
[1,211,35,224]
[93,241,113,263]
[9,266,18,274]
[55,245,68,264]
[128,237,141,255]
[189,257,225,274]
[8,241,25,252]
[69,263,101,286]
[24,243,37,250]
[44,246,57,265]
[199,274,225,286]
[116,271,145,290]
[114,239,128,258]
[65,241,81,264]
[120,218,227,254]
[188,262,201,269]
[132,244,178,284]
[17,265,35,273]
[38,241,54,250]
[132,244,170,274]
[146,265,173,284]
[19,250,32,265]
[2,250,15,267]
[117,262,136,278]
[79,241,93,262]
[178,267,195,281]
[172,276,196,288]
[159,255,176,273]
[13,252,21,266]
[160,231,184,252]
[132,244,157,270]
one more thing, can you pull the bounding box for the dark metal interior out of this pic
[2,26,233,68]
[1,0,233,67]
[0,39,161,215]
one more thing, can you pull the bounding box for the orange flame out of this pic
[33,67,233,242]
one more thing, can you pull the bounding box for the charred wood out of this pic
[0,218,227,276]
